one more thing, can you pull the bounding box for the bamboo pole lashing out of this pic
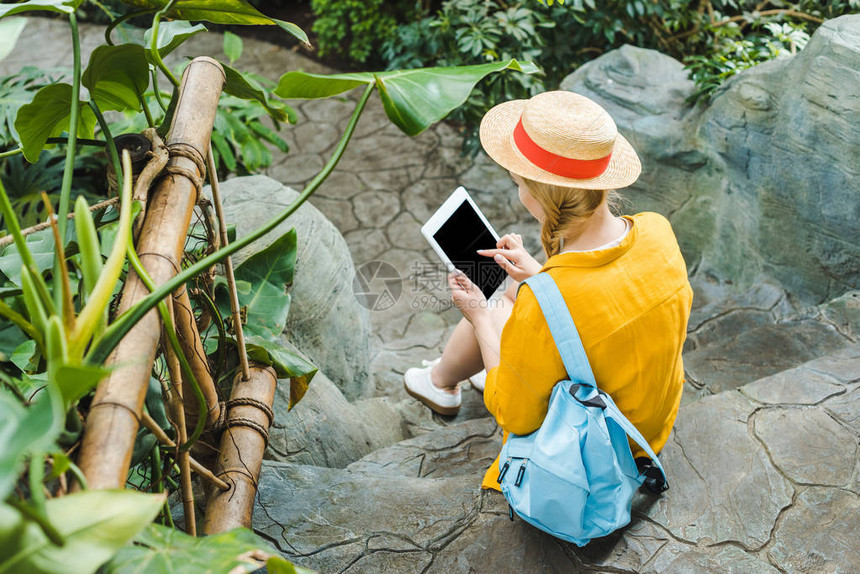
[201,365,277,534]
[76,57,226,490]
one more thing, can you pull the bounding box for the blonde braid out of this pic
[523,177,616,258]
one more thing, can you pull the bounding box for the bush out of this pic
[310,0,421,65]
[381,0,858,155]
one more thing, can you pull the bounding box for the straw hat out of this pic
[479,91,641,190]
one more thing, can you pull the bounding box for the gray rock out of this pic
[560,16,860,306]
[347,417,500,478]
[741,366,845,405]
[768,487,860,573]
[642,392,794,548]
[267,363,404,468]
[214,175,373,400]
[682,319,850,399]
[817,290,860,340]
[253,461,484,573]
[804,342,860,384]
[753,407,857,486]
[645,543,780,574]
[823,386,860,433]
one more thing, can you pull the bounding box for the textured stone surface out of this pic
[560,17,860,305]
[741,366,845,405]
[267,364,405,468]
[253,359,860,573]
[823,386,860,433]
[640,391,794,548]
[753,407,856,486]
[214,176,373,400]
[347,417,500,478]
[682,318,851,401]
[768,488,860,573]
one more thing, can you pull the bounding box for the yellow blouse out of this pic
[480,212,693,491]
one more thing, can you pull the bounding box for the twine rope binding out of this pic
[226,397,274,427]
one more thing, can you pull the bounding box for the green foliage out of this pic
[223,30,244,64]
[380,0,858,154]
[105,523,314,573]
[0,2,533,570]
[0,490,165,574]
[0,386,63,500]
[0,148,104,229]
[0,17,27,63]
[0,66,60,145]
[14,84,96,162]
[0,0,81,18]
[275,59,539,136]
[211,229,317,408]
[310,0,419,64]
[81,44,149,112]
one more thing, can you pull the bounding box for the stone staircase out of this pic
[252,344,859,573]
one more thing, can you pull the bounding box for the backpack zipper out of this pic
[514,459,527,487]
[497,459,511,483]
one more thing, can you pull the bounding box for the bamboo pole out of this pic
[202,365,277,533]
[172,285,220,431]
[76,57,226,490]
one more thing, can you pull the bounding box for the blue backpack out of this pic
[497,272,669,546]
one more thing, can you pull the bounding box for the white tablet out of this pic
[421,186,507,299]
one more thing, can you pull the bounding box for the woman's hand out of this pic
[447,270,490,325]
[477,233,542,282]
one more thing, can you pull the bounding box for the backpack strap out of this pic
[601,397,668,487]
[521,272,668,488]
[521,272,597,389]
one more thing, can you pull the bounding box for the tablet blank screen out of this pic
[432,201,507,299]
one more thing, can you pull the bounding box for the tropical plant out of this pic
[381,0,858,154]
[0,1,537,571]
[309,0,420,65]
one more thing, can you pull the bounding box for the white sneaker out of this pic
[469,369,487,392]
[404,357,461,416]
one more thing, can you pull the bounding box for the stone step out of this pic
[346,417,500,479]
[252,343,860,573]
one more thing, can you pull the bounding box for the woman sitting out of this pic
[404,90,693,493]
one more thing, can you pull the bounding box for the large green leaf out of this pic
[13,83,96,162]
[215,229,297,340]
[0,0,81,18]
[120,1,308,44]
[0,230,55,286]
[275,59,540,136]
[223,64,294,124]
[0,386,63,501]
[104,523,312,573]
[51,363,110,410]
[120,0,270,25]
[0,490,165,574]
[82,44,150,113]
[142,20,206,61]
[245,335,316,409]
[0,18,26,63]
